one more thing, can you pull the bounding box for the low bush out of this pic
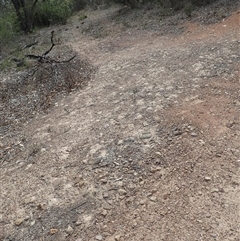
[34,0,73,27]
[0,11,19,44]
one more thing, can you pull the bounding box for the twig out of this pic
[43,31,55,56]
[25,31,76,64]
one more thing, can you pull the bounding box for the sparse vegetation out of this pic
[0,3,19,44]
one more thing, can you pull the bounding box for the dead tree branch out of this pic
[25,31,76,64]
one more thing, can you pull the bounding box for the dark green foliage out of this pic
[0,4,19,43]
[34,0,73,27]
[73,0,88,11]
[7,0,73,33]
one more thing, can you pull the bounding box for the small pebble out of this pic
[49,229,58,235]
[149,196,157,202]
[95,234,103,240]
[118,189,127,195]
[15,218,25,226]
[65,225,74,234]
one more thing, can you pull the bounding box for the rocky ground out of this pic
[0,2,240,241]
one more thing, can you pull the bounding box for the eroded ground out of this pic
[0,3,239,241]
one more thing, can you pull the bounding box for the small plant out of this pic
[122,20,131,28]
[0,11,19,43]
[29,143,41,157]
[184,2,193,17]
[34,0,73,27]
[78,13,87,21]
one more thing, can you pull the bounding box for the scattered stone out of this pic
[155,152,162,156]
[199,139,205,145]
[103,192,109,198]
[117,140,124,145]
[106,237,115,241]
[149,196,157,202]
[205,177,211,181]
[101,179,108,184]
[173,129,182,136]
[118,189,127,195]
[15,218,25,226]
[76,217,82,226]
[124,137,135,142]
[206,213,211,218]
[101,210,108,217]
[49,228,58,235]
[25,196,37,204]
[135,113,143,119]
[115,235,121,241]
[140,132,152,139]
[102,202,112,210]
[65,225,74,235]
[95,234,103,240]
[143,121,149,127]
[150,167,161,173]
[139,199,146,205]
[211,188,219,193]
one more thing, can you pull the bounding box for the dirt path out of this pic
[0,6,240,241]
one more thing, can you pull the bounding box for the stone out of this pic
[76,217,82,226]
[15,218,25,226]
[101,210,108,217]
[49,229,58,235]
[95,234,103,240]
[65,225,74,234]
[118,189,127,195]
[102,202,112,210]
[117,140,124,145]
[103,192,109,198]
[205,177,211,181]
[143,121,149,127]
[149,196,157,202]
[211,188,219,193]
[140,133,152,139]
[115,235,121,241]
[191,132,197,137]
[139,199,146,205]
[106,237,115,241]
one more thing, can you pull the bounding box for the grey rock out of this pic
[103,192,109,198]
[95,234,103,240]
[117,140,124,145]
[149,196,157,202]
[205,176,211,181]
[65,225,74,234]
[102,202,112,210]
[140,132,152,139]
[118,189,127,195]
[15,218,25,226]
[191,132,197,137]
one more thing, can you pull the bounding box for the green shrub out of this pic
[0,11,19,43]
[73,0,88,11]
[34,0,73,27]
[184,2,193,16]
